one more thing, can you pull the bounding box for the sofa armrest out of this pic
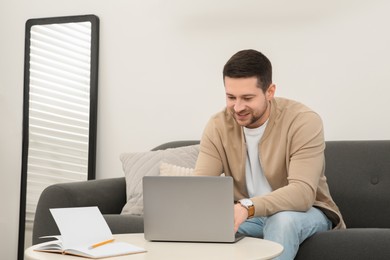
[32,177,126,245]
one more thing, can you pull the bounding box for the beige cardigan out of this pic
[194,97,345,229]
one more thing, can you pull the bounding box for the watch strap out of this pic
[247,205,255,218]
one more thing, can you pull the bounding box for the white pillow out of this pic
[159,162,194,176]
[120,145,199,215]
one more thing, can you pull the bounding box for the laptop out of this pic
[143,176,245,243]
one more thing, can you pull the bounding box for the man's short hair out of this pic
[223,49,272,92]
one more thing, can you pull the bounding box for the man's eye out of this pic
[227,96,236,100]
[243,97,252,101]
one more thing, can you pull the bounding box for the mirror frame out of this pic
[18,14,99,260]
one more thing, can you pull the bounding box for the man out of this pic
[194,49,345,259]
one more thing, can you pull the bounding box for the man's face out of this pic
[225,76,275,129]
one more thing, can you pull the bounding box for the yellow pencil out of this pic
[89,238,115,249]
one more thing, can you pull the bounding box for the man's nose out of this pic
[234,100,245,112]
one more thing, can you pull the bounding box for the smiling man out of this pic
[194,49,345,260]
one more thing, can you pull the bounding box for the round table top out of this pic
[25,233,283,260]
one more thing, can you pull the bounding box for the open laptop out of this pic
[143,176,245,243]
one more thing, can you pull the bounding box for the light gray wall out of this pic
[1,1,390,258]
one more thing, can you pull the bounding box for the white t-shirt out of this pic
[244,122,272,198]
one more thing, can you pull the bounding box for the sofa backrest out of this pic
[154,140,390,229]
[151,140,200,151]
[324,140,390,228]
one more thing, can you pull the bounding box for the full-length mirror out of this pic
[19,14,99,259]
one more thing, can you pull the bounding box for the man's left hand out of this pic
[234,203,248,233]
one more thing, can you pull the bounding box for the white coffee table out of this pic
[25,233,283,260]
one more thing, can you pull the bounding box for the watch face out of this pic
[240,199,253,207]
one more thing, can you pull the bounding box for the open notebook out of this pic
[34,207,146,258]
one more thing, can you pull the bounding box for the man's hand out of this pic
[234,203,248,233]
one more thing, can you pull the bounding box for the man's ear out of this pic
[266,84,276,100]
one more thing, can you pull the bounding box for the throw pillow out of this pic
[159,162,194,176]
[120,144,199,215]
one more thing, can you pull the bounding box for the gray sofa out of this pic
[33,140,390,259]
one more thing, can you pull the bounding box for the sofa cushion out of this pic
[324,140,390,228]
[295,228,390,260]
[120,145,199,215]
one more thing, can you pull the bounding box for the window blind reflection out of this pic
[26,21,92,225]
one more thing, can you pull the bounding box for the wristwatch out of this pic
[239,198,255,219]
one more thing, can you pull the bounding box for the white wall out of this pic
[1,0,390,258]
